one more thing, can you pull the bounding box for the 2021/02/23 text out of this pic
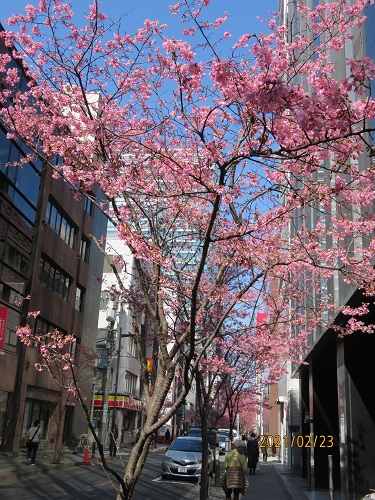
[259,434,334,448]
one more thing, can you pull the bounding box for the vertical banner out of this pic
[0,307,8,350]
[146,358,153,373]
[146,358,153,381]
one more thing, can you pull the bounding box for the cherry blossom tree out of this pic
[192,344,258,498]
[192,324,285,498]
[237,390,263,436]
[1,0,375,498]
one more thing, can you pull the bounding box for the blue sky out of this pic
[1,1,278,41]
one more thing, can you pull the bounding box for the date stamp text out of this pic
[259,435,334,448]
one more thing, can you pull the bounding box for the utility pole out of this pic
[110,327,123,438]
[102,321,116,448]
[88,376,96,445]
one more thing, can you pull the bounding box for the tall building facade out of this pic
[0,28,107,453]
[277,2,375,499]
[93,223,157,446]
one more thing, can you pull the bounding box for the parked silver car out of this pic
[161,436,213,480]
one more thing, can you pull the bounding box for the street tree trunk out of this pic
[196,371,211,500]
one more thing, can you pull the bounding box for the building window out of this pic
[127,337,137,358]
[84,193,95,216]
[124,371,137,396]
[45,199,76,249]
[39,257,71,301]
[34,317,67,336]
[75,285,85,312]
[5,327,18,347]
[4,243,29,275]
[80,236,90,264]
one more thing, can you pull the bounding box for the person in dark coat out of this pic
[109,424,119,457]
[247,432,259,475]
[165,428,171,445]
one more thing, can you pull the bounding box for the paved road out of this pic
[0,450,204,500]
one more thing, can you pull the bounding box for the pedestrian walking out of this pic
[109,423,119,457]
[165,428,171,445]
[222,439,248,500]
[247,432,260,475]
[26,420,41,465]
[261,435,268,462]
[154,430,158,448]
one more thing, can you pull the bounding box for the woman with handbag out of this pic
[26,420,41,465]
[222,439,248,500]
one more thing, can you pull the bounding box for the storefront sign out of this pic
[94,394,103,406]
[0,307,8,350]
[94,394,144,411]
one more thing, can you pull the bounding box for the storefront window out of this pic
[22,400,50,443]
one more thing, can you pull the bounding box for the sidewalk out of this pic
[210,457,305,500]
[0,447,83,484]
[273,460,343,500]
[211,456,340,500]
[0,443,139,484]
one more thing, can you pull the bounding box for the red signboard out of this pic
[0,307,8,350]
[93,394,144,411]
[256,312,268,325]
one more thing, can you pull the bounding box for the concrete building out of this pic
[0,27,107,453]
[277,2,375,498]
[93,223,157,447]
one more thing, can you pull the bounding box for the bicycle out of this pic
[67,434,88,453]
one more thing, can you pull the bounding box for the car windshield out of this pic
[220,431,230,437]
[219,435,227,442]
[169,438,202,452]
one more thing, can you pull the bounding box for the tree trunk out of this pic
[196,372,211,500]
[199,424,210,500]
[115,375,177,499]
[114,433,154,499]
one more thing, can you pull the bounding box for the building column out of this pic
[336,339,349,500]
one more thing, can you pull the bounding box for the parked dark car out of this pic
[187,427,219,451]
[161,436,213,481]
